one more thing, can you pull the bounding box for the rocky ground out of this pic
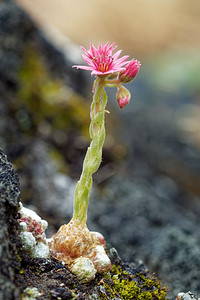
[0,147,168,299]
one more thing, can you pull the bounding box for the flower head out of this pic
[119,59,141,83]
[73,42,128,76]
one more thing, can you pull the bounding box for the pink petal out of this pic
[80,46,89,56]
[112,50,122,61]
[98,42,103,53]
[114,55,129,65]
[90,43,97,57]
[82,54,94,66]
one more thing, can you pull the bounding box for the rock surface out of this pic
[0,2,168,299]
[1,1,200,299]
[0,0,87,161]
[0,150,21,299]
[88,174,200,299]
[0,148,167,299]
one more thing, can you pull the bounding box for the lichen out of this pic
[99,265,167,300]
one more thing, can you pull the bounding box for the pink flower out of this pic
[119,59,141,83]
[72,42,128,76]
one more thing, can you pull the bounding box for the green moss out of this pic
[11,44,93,180]
[17,46,90,137]
[49,147,69,174]
[99,265,167,300]
[16,252,22,263]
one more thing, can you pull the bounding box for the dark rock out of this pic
[0,0,87,161]
[50,287,72,299]
[0,149,21,299]
[15,251,167,300]
[1,1,200,300]
[88,173,200,299]
[0,1,86,93]
[109,247,122,265]
[0,146,167,299]
[0,1,36,91]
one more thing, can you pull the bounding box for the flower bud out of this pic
[116,85,131,109]
[119,59,140,83]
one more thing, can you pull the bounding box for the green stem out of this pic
[73,77,107,223]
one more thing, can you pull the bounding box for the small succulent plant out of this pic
[49,42,140,282]
[18,202,49,258]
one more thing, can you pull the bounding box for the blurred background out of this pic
[2,0,200,298]
[16,0,200,147]
[15,0,200,205]
[15,0,200,58]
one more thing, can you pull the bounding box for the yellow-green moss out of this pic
[99,265,167,300]
[11,44,93,180]
[17,46,90,137]
[16,252,22,263]
[49,147,69,174]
